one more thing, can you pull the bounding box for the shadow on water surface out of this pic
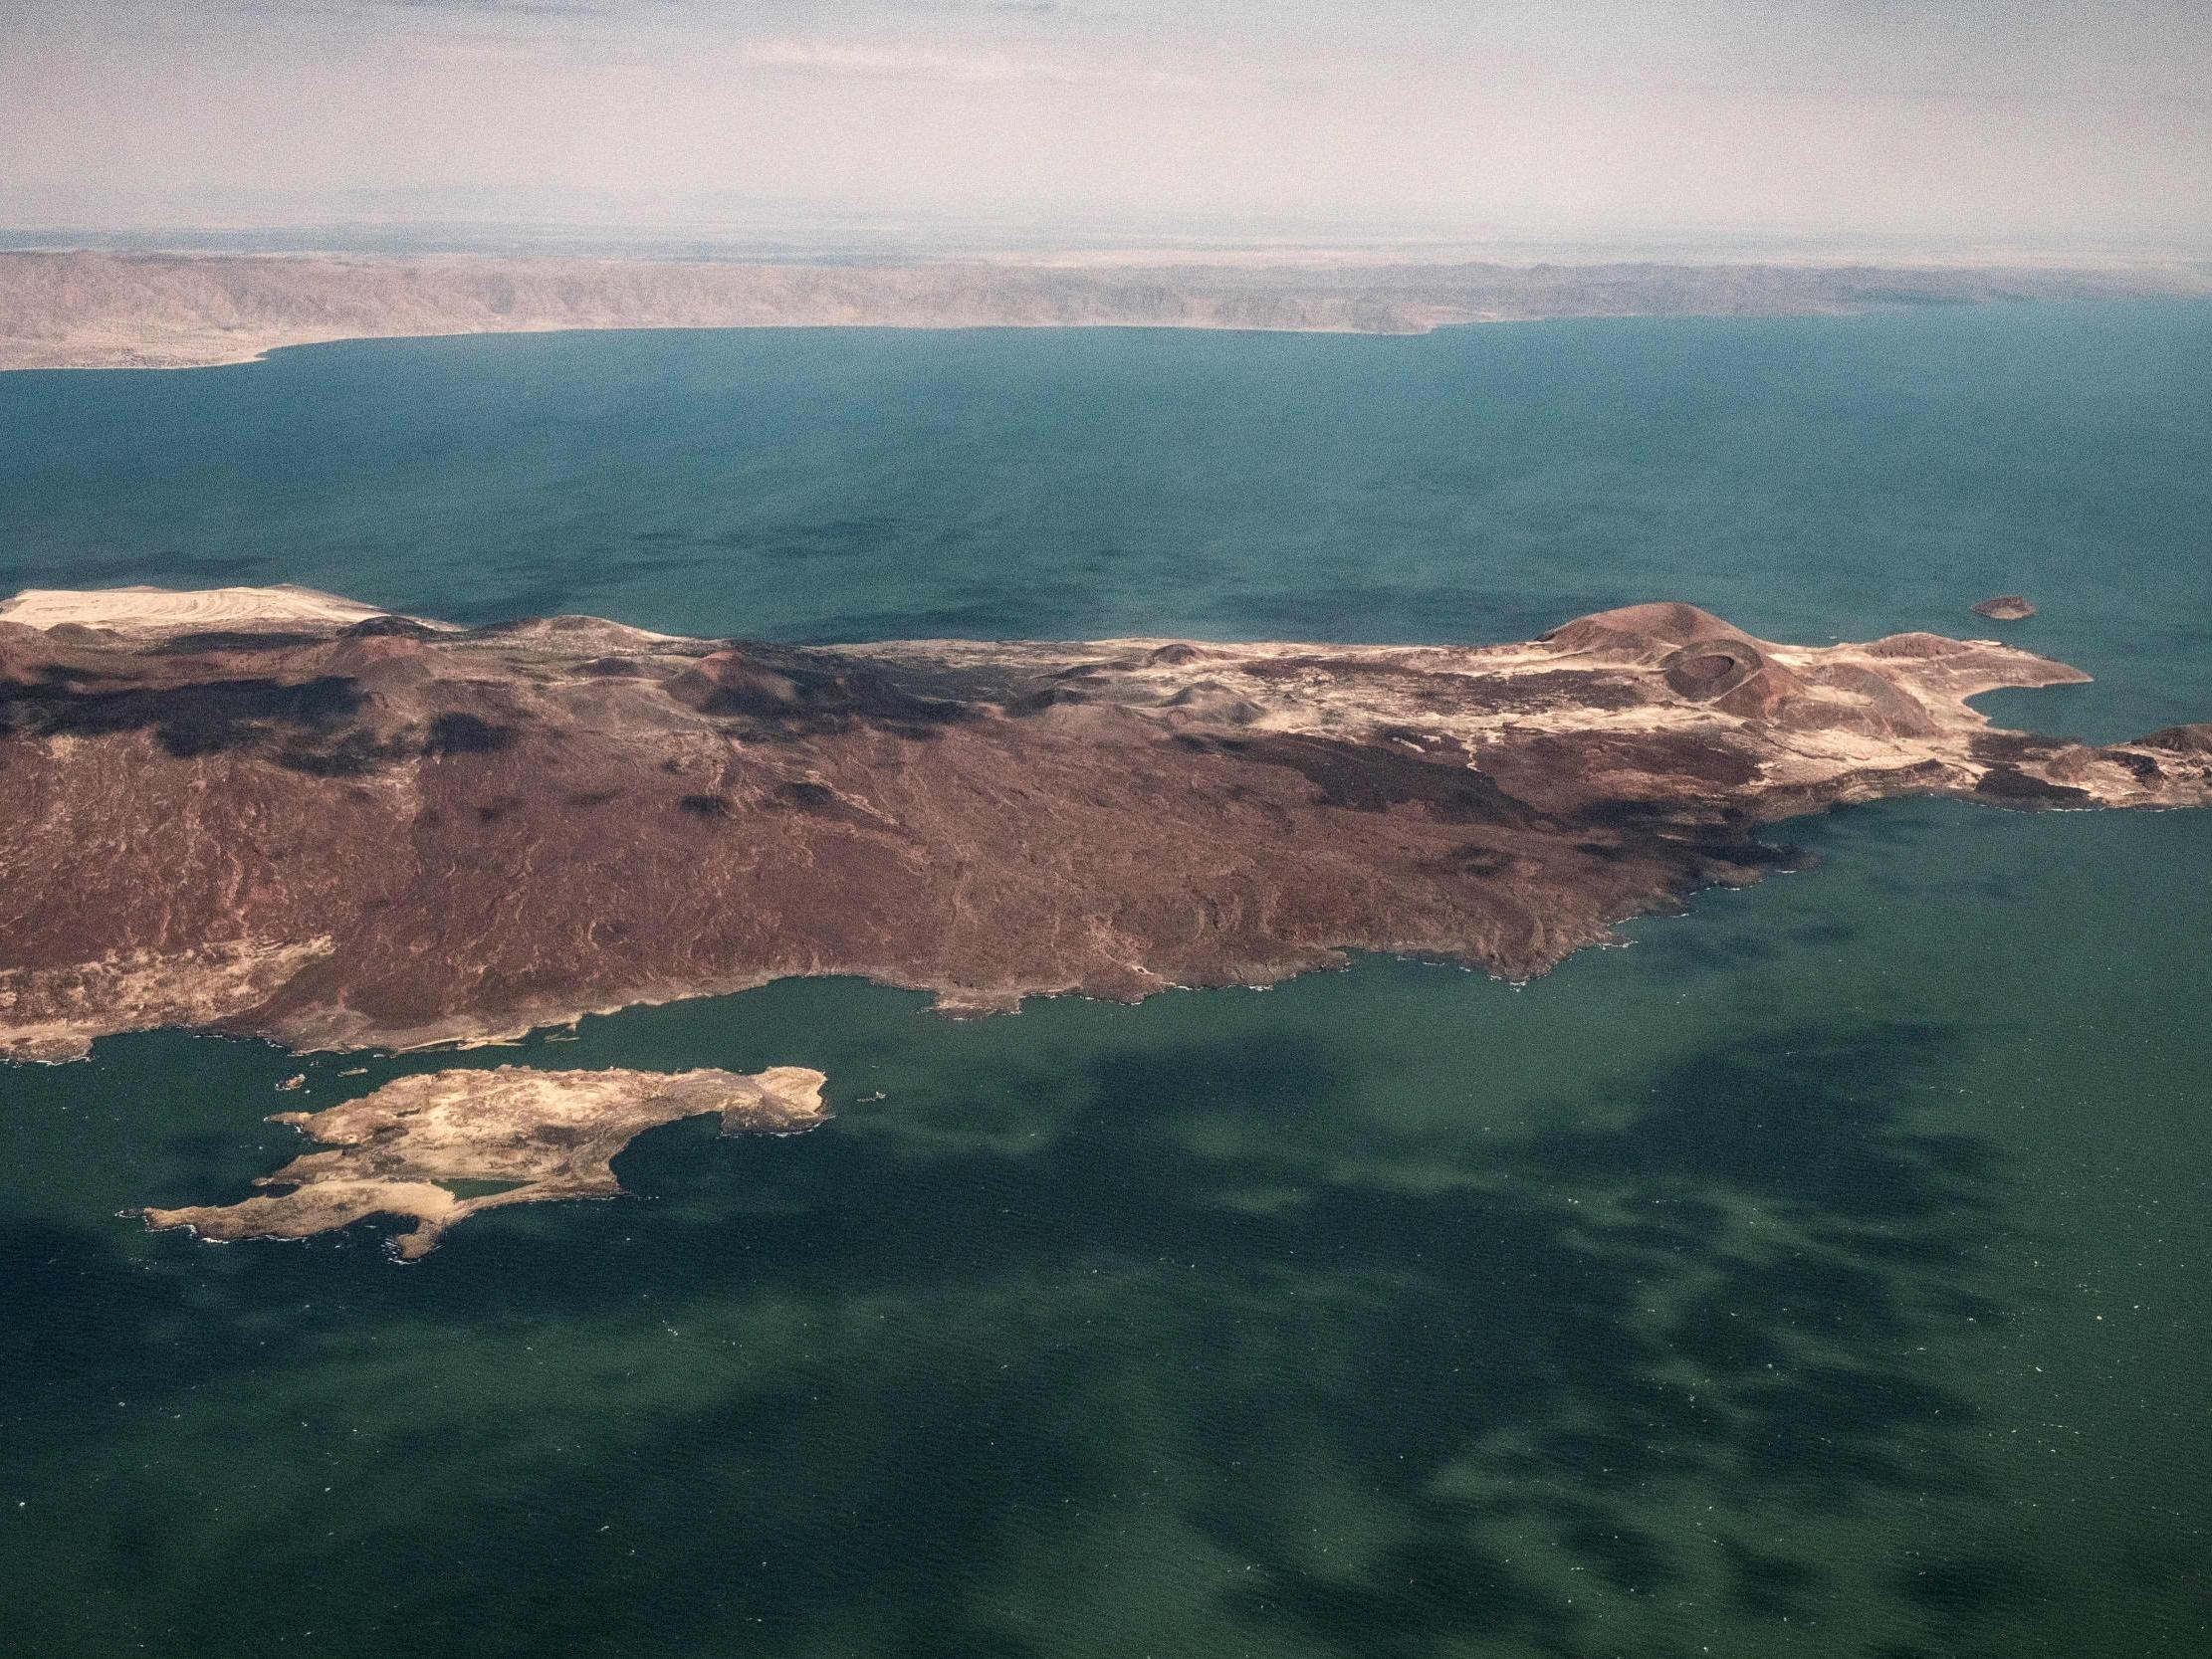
[0,1010,2030,1658]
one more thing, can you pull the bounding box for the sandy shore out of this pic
[0,583,425,636]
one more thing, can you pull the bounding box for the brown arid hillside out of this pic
[4,585,2209,1064]
[5,249,2210,369]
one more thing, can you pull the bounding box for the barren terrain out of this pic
[7,250,2211,369]
[5,585,2207,1063]
[135,1063,829,1258]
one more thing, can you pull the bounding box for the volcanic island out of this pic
[5,585,2208,1251]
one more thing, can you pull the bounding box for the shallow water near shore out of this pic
[3,306,2211,1657]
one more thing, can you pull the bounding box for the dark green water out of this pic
[2,309,2209,1657]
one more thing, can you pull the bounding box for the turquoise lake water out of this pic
[2,306,2209,1657]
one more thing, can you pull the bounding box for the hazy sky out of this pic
[5,0,2210,245]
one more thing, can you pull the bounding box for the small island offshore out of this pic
[9,582,2212,1256]
[134,1064,829,1259]
[6,583,2209,1074]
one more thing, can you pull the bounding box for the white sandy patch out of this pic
[0,583,437,636]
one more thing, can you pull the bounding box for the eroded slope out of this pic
[4,588,2208,1061]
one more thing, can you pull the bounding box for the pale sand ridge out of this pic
[0,584,438,636]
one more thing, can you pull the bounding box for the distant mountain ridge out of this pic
[6,249,2210,369]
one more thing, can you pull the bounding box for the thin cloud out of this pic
[332,0,602,12]
[739,38,1191,89]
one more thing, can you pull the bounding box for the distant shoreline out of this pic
[7,248,2210,372]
